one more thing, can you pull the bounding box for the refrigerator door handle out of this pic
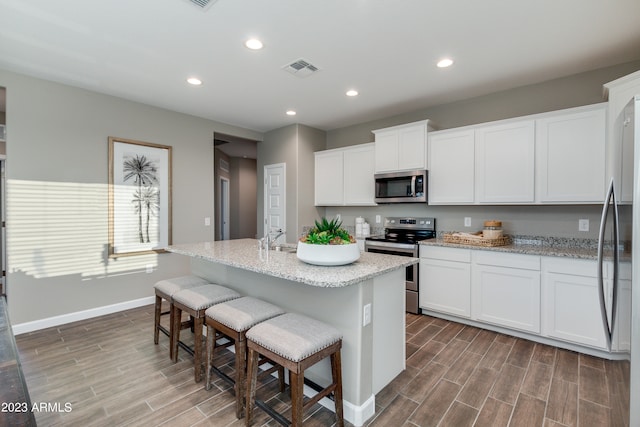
[597,177,615,350]
[611,184,619,343]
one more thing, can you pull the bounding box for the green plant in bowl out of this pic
[300,217,356,245]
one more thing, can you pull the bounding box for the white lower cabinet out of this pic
[420,246,631,355]
[419,247,471,318]
[541,257,607,349]
[471,252,541,333]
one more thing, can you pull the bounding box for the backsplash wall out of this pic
[323,204,632,242]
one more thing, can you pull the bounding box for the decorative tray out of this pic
[443,232,512,247]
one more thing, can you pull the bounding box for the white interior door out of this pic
[220,177,230,240]
[264,163,286,244]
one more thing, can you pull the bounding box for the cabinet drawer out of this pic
[473,251,539,270]
[420,246,471,262]
[542,257,597,277]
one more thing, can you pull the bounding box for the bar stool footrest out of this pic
[255,399,290,427]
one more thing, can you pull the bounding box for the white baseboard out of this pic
[342,394,375,427]
[12,296,155,336]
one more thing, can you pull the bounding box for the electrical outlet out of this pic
[375,215,381,224]
[363,303,372,326]
[464,217,472,227]
[146,264,153,273]
[336,214,341,222]
[578,219,589,232]
[204,217,211,226]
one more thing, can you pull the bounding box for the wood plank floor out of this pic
[13,306,629,426]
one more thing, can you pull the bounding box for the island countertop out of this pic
[165,238,416,288]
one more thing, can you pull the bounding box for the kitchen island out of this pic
[166,239,416,426]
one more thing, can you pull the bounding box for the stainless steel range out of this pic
[364,217,436,314]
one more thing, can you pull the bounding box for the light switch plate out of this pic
[578,219,589,232]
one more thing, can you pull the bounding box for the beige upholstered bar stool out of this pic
[205,296,286,418]
[171,284,241,382]
[245,313,344,427]
[153,275,210,359]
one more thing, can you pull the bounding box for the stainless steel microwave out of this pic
[374,170,428,203]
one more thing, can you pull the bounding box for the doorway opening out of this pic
[213,133,258,241]
[219,177,230,240]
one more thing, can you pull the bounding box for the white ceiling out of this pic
[1,0,639,134]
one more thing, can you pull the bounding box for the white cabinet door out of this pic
[475,120,535,203]
[343,143,376,205]
[374,121,428,173]
[472,252,540,333]
[541,258,607,349]
[419,258,471,318]
[397,124,427,171]
[314,150,344,206]
[428,129,475,204]
[536,105,606,202]
[374,131,399,173]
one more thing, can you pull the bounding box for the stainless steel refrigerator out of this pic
[598,94,640,426]
[630,94,640,427]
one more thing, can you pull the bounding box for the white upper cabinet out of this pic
[475,120,535,203]
[536,104,606,203]
[343,143,376,205]
[314,143,376,206]
[314,149,344,206]
[428,129,475,204]
[373,120,430,173]
[427,103,610,205]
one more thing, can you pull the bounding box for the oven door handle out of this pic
[365,242,418,256]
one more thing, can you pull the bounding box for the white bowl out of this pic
[296,242,360,266]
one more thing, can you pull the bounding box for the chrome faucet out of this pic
[262,228,286,250]
[261,228,286,250]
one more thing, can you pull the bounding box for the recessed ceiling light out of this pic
[437,58,454,68]
[187,77,202,85]
[346,90,359,97]
[245,38,263,50]
[286,110,297,116]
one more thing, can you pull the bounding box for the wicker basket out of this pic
[443,232,512,247]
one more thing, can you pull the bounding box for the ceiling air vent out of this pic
[185,0,218,11]
[282,58,320,78]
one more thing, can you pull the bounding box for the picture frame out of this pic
[108,137,172,257]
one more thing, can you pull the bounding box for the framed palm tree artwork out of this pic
[108,137,172,257]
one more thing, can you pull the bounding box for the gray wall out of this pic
[258,124,325,242]
[321,61,640,241]
[0,69,262,324]
[230,157,257,239]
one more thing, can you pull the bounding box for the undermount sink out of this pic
[273,245,297,253]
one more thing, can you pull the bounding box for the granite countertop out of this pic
[420,235,631,262]
[165,238,417,288]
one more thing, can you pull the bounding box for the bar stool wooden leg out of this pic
[154,295,162,345]
[205,324,215,391]
[170,304,182,363]
[290,370,305,427]
[245,347,259,425]
[234,335,246,418]
[193,316,204,382]
[331,351,344,427]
